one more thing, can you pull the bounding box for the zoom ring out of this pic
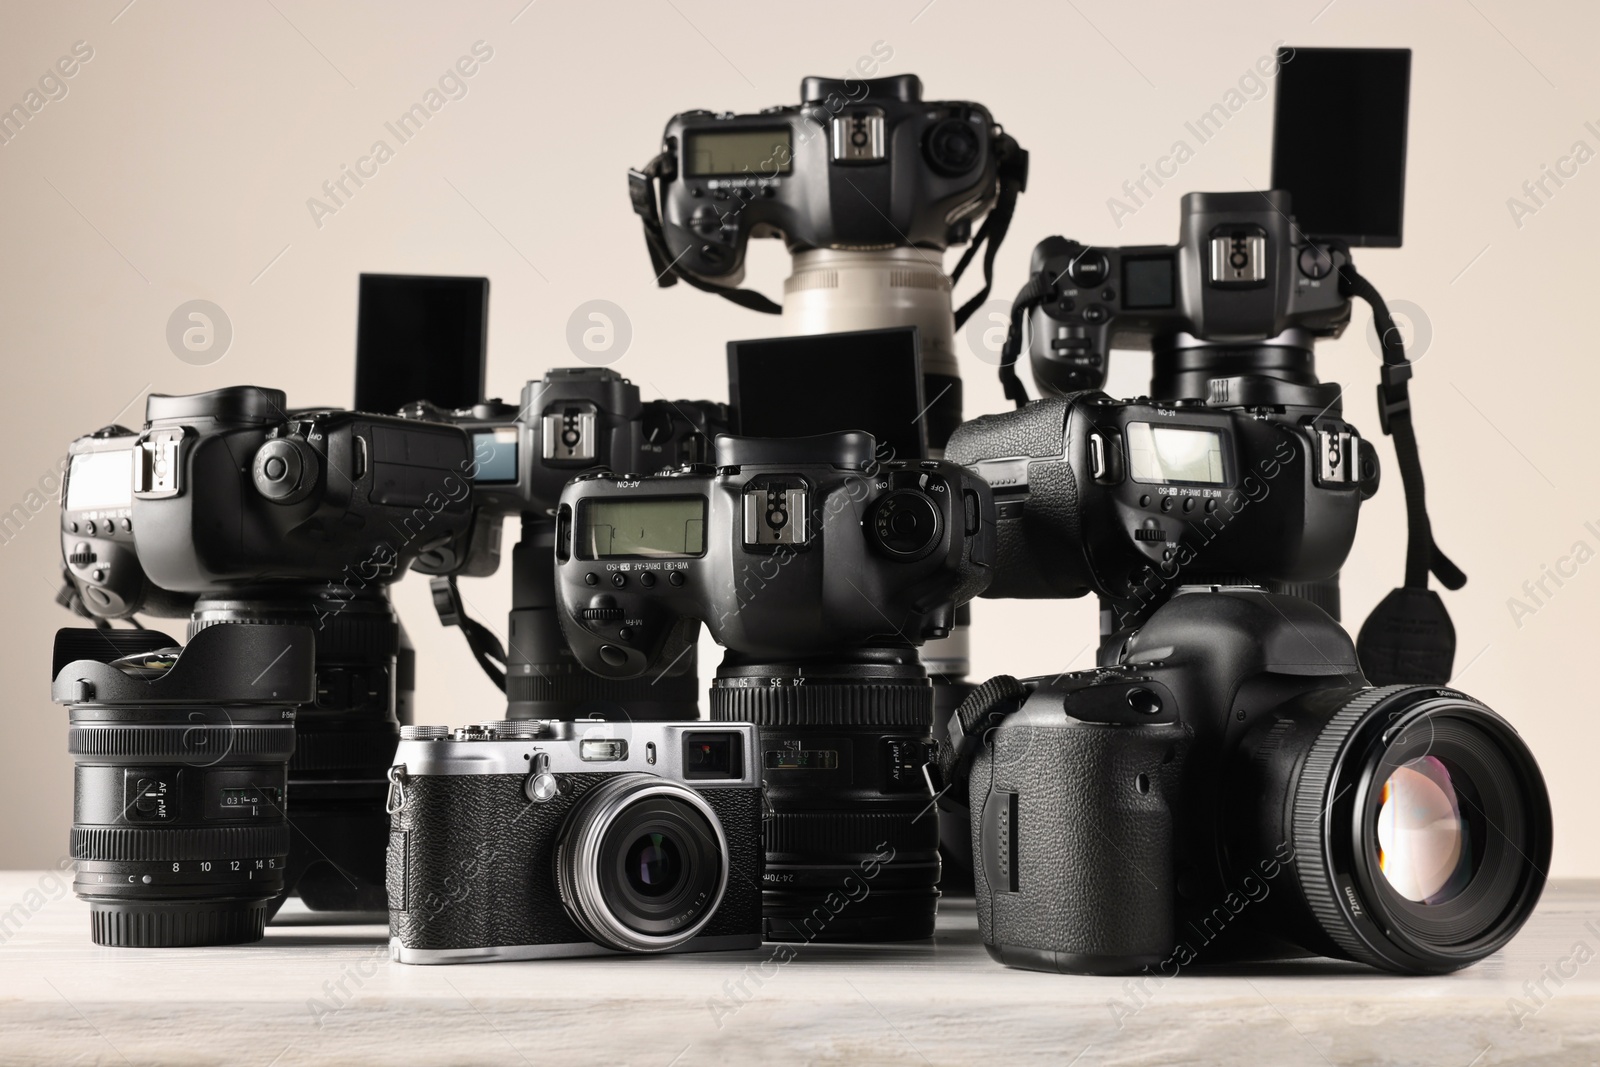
[72,824,291,862]
[1290,685,1415,970]
[710,683,932,726]
[764,811,937,856]
[68,725,295,761]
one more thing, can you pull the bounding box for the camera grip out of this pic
[946,396,1095,600]
[973,716,1188,973]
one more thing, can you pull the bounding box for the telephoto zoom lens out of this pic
[1234,685,1552,973]
[711,649,940,942]
[52,623,313,947]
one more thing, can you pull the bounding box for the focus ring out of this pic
[68,724,296,761]
[1290,685,1415,971]
[764,811,937,856]
[710,683,932,726]
[72,824,291,862]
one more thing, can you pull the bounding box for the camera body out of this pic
[1026,192,1352,397]
[945,381,1378,621]
[402,367,727,528]
[62,386,476,618]
[649,75,1013,286]
[964,588,1551,975]
[385,720,762,962]
[552,432,996,677]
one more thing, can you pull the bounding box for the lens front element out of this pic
[1375,756,1474,905]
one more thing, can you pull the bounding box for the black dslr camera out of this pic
[946,588,1551,976]
[399,365,726,721]
[59,385,475,925]
[946,379,1379,654]
[988,48,1464,687]
[554,432,995,942]
[631,73,1028,413]
[385,720,762,962]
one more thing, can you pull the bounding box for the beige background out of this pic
[0,0,1595,875]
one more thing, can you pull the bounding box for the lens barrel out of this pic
[710,650,940,942]
[1234,685,1551,974]
[191,592,400,915]
[555,774,729,952]
[54,623,310,947]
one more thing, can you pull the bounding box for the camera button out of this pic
[640,572,657,588]
[1068,252,1110,288]
[1182,498,1195,513]
[598,645,628,668]
[612,573,627,588]
[1139,494,1151,507]
[1160,497,1174,512]
[1127,687,1163,715]
[584,572,599,586]
[1082,304,1108,324]
[669,571,686,587]
[121,518,132,531]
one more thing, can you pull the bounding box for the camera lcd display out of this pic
[684,128,793,177]
[578,497,706,559]
[728,327,927,460]
[1126,423,1227,485]
[471,429,518,484]
[1271,47,1410,247]
[354,274,488,415]
[1122,255,1176,310]
[66,449,133,510]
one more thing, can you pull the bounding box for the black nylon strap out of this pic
[629,152,783,314]
[995,270,1054,407]
[428,575,507,692]
[952,135,1029,330]
[1338,265,1465,593]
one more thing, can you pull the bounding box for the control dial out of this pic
[868,489,943,561]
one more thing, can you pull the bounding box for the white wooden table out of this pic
[0,872,1596,1066]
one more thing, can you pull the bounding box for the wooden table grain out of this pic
[0,871,1596,1066]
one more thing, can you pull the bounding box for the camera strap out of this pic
[628,153,784,314]
[936,673,1030,803]
[996,270,1052,406]
[1339,264,1467,685]
[428,575,508,691]
[949,134,1030,330]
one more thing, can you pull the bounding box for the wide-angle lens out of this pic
[1236,685,1551,974]
[1375,756,1473,904]
[54,623,309,947]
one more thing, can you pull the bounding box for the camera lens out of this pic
[625,832,683,897]
[711,649,940,942]
[556,774,728,952]
[1375,756,1474,904]
[1234,686,1551,974]
[59,628,299,947]
[191,593,401,915]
